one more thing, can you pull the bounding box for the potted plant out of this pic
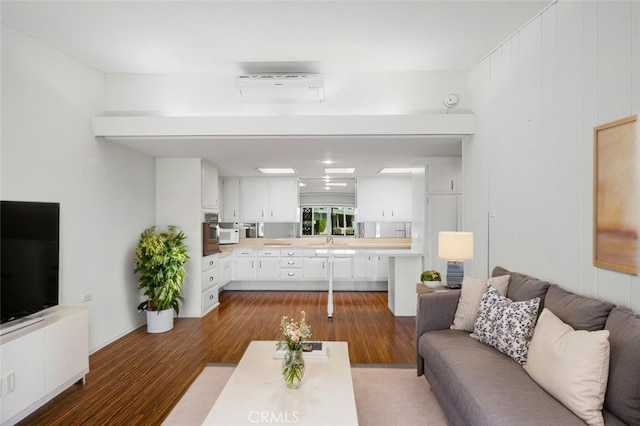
[134,226,189,333]
[420,270,442,288]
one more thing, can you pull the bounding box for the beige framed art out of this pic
[593,114,638,275]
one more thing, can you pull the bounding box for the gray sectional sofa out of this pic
[416,266,640,426]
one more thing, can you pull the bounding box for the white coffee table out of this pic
[202,340,358,426]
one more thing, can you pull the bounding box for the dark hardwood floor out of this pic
[20,290,416,425]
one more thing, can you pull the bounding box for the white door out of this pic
[240,178,268,222]
[221,177,241,222]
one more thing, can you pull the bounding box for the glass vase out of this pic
[282,347,305,389]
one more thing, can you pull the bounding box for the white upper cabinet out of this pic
[357,176,412,222]
[426,158,462,194]
[201,162,219,209]
[221,177,241,222]
[240,177,298,222]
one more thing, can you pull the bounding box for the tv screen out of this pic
[1,201,60,324]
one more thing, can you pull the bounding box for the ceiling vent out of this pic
[235,73,324,103]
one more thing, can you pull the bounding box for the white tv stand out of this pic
[0,315,45,336]
[0,305,89,426]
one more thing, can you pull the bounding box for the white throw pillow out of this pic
[524,308,610,426]
[450,275,510,331]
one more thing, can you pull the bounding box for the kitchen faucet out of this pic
[326,236,334,245]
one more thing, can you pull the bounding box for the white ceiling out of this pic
[1,0,549,184]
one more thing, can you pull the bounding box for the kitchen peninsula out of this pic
[222,237,421,316]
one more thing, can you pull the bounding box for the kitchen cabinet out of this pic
[202,162,219,209]
[240,177,298,222]
[234,248,257,280]
[221,177,241,222]
[219,255,234,288]
[280,248,303,280]
[303,257,328,280]
[357,177,412,222]
[426,194,461,273]
[201,254,219,314]
[426,158,462,194]
[332,257,353,279]
[354,254,388,281]
[257,249,279,279]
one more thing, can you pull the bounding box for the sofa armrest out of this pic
[416,290,460,375]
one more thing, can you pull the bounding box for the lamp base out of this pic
[445,261,464,289]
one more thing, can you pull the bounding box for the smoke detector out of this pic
[444,94,459,109]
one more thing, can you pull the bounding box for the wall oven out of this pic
[202,212,220,256]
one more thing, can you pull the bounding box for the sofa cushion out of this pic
[525,308,610,425]
[604,306,640,425]
[544,285,614,331]
[470,285,540,364]
[451,275,510,332]
[419,330,586,426]
[491,266,550,310]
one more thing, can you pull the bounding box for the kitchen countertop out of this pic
[219,237,420,255]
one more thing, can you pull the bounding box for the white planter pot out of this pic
[422,281,443,289]
[146,308,174,333]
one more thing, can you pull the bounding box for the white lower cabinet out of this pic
[0,306,89,425]
[234,249,257,280]
[332,257,354,279]
[354,254,389,281]
[219,255,234,288]
[303,257,328,279]
[201,254,219,314]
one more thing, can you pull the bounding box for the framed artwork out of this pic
[593,114,638,275]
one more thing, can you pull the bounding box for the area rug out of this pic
[163,364,447,425]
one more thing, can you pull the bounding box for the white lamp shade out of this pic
[438,232,474,260]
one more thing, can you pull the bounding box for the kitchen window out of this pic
[301,206,355,237]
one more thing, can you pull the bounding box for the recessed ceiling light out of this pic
[325,168,355,174]
[324,186,331,190]
[299,182,306,187]
[379,168,413,174]
[257,168,296,174]
[322,160,333,165]
[326,182,347,187]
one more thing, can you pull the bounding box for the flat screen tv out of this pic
[1,200,60,324]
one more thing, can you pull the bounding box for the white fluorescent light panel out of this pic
[325,168,355,174]
[257,168,296,174]
[379,168,413,174]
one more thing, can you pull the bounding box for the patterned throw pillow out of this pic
[471,285,540,365]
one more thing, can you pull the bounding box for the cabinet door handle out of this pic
[322,262,325,269]
[209,260,214,266]
[391,209,394,217]
[210,295,214,300]
[233,209,236,217]
[209,276,213,281]
[271,210,274,217]
[259,261,262,268]
[288,272,295,276]
[288,261,294,265]
[287,252,294,256]
[261,209,264,217]
[450,180,454,191]
[382,210,385,217]
[251,261,254,269]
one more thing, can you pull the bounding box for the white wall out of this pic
[465,0,640,311]
[1,25,156,350]
[105,71,469,116]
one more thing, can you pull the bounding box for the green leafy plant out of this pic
[420,270,442,282]
[134,226,189,315]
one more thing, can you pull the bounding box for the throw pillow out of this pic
[450,275,510,332]
[525,308,610,426]
[470,285,540,365]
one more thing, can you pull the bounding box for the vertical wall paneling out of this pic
[595,0,633,304]
[631,0,640,312]
[581,0,599,297]
[540,5,558,284]
[467,0,639,308]
[555,2,584,294]
[515,17,543,275]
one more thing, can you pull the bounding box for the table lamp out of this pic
[438,231,474,289]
